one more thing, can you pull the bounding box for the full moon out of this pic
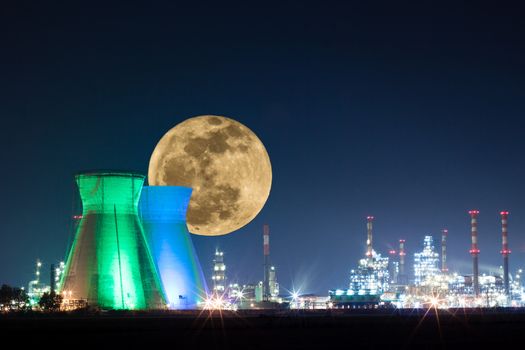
[148,115,272,236]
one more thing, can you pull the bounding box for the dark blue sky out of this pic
[1,1,525,294]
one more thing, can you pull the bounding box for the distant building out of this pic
[269,266,279,299]
[329,216,392,309]
[388,252,399,285]
[241,284,257,300]
[414,236,440,286]
[227,283,241,300]
[212,249,226,295]
[329,251,390,309]
[350,252,390,294]
[50,261,65,292]
[255,281,264,302]
[291,294,330,309]
[27,260,50,306]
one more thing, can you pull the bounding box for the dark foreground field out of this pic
[2,309,525,349]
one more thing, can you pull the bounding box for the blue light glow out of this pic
[139,186,208,309]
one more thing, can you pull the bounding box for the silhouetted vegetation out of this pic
[38,291,63,311]
[0,284,29,311]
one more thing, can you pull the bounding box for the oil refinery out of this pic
[329,211,525,310]
[3,174,525,313]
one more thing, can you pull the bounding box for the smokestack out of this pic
[500,211,511,296]
[469,210,480,296]
[399,239,406,284]
[366,216,374,260]
[50,263,56,293]
[263,224,270,301]
[441,229,448,273]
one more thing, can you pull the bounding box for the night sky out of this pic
[1,1,525,295]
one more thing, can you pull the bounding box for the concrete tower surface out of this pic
[61,172,166,310]
[139,186,208,309]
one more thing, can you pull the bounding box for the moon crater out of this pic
[148,115,272,236]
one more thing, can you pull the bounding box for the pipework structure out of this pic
[500,211,511,296]
[27,260,46,303]
[414,236,440,286]
[212,249,226,295]
[366,216,374,260]
[388,249,398,284]
[469,210,480,296]
[441,229,448,273]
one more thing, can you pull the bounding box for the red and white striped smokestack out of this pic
[500,211,510,295]
[263,224,270,256]
[469,210,480,296]
[469,211,480,256]
[441,229,448,273]
[500,211,510,256]
[366,216,374,259]
[263,224,270,301]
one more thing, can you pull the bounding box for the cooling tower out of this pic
[60,172,166,310]
[139,186,208,309]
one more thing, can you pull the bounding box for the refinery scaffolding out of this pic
[28,260,49,306]
[263,224,279,302]
[330,216,391,309]
[212,249,226,295]
[413,236,440,286]
[329,211,525,310]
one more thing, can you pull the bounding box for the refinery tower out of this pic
[263,224,279,301]
[60,172,166,310]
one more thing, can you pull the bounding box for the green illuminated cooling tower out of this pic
[60,172,166,310]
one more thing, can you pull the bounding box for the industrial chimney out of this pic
[441,229,448,273]
[263,224,270,301]
[469,210,480,296]
[398,239,406,284]
[50,263,56,293]
[500,211,511,296]
[366,216,374,260]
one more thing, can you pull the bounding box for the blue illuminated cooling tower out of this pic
[139,186,208,309]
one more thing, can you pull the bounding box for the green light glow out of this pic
[61,172,166,310]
